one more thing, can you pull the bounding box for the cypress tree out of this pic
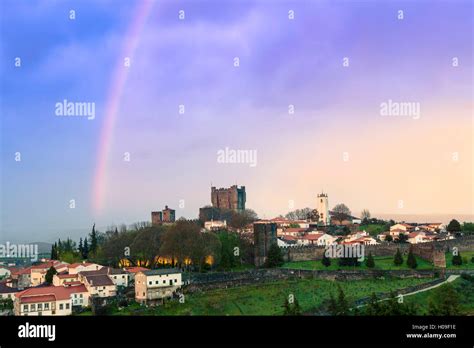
[393,248,403,266]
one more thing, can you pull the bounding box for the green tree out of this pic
[452,252,463,266]
[322,252,331,267]
[406,249,418,269]
[328,286,350,315]
[428,283,461,315]
[82,238,89,259]
[366,252,375,268]
[45,266,57,284]
[447,219,462,236]
[393,248,403,266]
[89,223,98,255]
[364,292,381,315]
[265,243,284,268]
[385,235,393,242]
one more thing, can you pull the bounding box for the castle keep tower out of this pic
[211,185,246,211]
[317,192,330,225]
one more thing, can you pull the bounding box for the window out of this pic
[103,286,106,289]
[23,305,28,312]
[38,303,42,310]
[142,292,145,296]
[155,281,158,284]
[80,294,83,298]
[66,303,70,309]
[114,276,117,279]
[74,294,77,298]
[163,280,166,284]
[59,304,63,310]
[149,281,152,285]
[45,303,49,310]
[122,275,125,279]
[31,304,36,311]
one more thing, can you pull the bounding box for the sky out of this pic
[0,0,473,243]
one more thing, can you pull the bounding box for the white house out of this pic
[135,269,182,305]
[14,284,89,316]
[68,262,103,275]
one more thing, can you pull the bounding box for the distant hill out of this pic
[31,242,53,254]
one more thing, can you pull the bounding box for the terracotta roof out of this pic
[124,267,148,273]
[300,233,324,240]
[284,228,307,233]
[56,274,78,279]
[68,262,94,269]
[16,284,88,303]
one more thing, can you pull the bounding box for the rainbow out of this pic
[92,0,154,214]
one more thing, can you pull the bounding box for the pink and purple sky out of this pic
[1,0,472,242]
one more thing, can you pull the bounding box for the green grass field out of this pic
[445,251,474,269]
[403,276,474,315]
[85,277,433,316]
[282,255,434,271]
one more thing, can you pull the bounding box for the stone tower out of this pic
[317,192,330,225]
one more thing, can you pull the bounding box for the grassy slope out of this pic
[102,277,432,316]
[445,251,474,269]
[403,276,474,315]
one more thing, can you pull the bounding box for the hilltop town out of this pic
[1,185,473,316]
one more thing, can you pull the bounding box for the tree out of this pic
[447,219,462,236]
[452,252,463,266]
[366,252,375,268]
[322,252,331,267]
[50,243,58,260]
[428,283,461,315]
[78,238,83,257]
[406,249,418,269]
[306,209,320,222]
[396,233,408,243]
[361,209,371,224]
[328,286,350,315]
[385,235,393,242]
[332,204,351,224]
[89,223,98,255]
[82,238,89,259]
[45,266,57,284]
[364,292,381,315]
[393,248,403,266]
[285,208,313,221]
[265,243,284,268]
[283,297,301,315]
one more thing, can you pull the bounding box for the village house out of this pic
[68,262,103,275]
[14,284,89,316]
[279,227,307,237]
[0,281,21,301]
[10,267,32,288]
[124,266,148,282]
[0,267,11,279]
[135,269,182,305]
[78,270,117,298]
[52,273,78,286]
[28,261,69,287]
[390,223,414,232]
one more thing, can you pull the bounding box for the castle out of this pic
[211,185,246,211]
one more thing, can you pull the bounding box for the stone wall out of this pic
[183,268,437,293]
[282,235,474,265]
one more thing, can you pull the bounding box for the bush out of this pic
[452,253,462,266]
[393,249,403,266]
[365,253,375,268]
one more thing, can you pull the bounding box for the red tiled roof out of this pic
[56,273,78,279]
[68,262,94,269]
[300,233,323,240]
[16,284,88,303]
[124,267,148,273]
